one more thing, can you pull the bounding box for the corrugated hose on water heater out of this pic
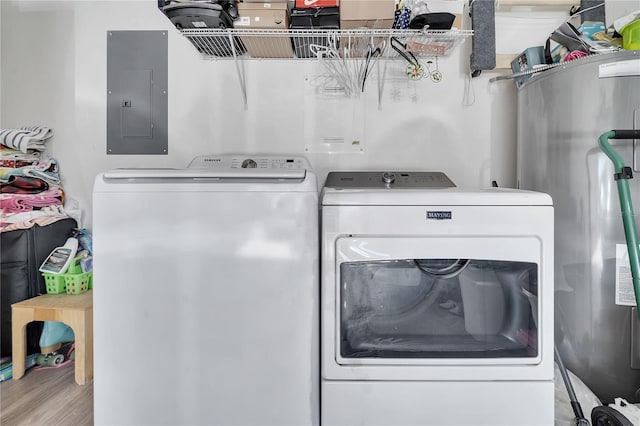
[599,130,640,318]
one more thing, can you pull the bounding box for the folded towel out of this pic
[1,205,69,232]
[0,145,41,168]
[0,158,61,185]
[0,176,50,194]
[0,146,41,168]
[0,127,53,153]
[0,188,63,214]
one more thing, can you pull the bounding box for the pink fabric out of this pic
[563,50,588,62]
[0,189,62,214]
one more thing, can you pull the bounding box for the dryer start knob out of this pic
[382,172,396,185]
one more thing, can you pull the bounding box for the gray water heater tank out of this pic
[517,51,640,403]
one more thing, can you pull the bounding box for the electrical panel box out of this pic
[107,31,168,155]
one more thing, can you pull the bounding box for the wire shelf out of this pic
[181,28,473,60]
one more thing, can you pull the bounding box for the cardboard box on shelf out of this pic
[340,19,394,29]
[339,0,395,29]
[236,3,294,58]
[451,14,462,29]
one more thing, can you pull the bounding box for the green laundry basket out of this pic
[42,255,92,295]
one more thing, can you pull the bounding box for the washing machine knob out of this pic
[382,172,396,185]
[241,159,257,168]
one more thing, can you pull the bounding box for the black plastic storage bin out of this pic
[0,218,77,357]
[290,7,339,58]
[162,2,246,57]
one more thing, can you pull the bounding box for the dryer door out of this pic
[325,236,549,381]
[340,258,538,360]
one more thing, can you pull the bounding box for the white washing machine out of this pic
[93,155,319,426]
[320,171,554,426]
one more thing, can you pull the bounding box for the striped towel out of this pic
[0,127,53,153]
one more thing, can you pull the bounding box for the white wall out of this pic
[5,0,625,228]
[0,1,3,128]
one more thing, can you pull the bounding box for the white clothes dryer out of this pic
[93,155,319,425]
[320,171,554,426]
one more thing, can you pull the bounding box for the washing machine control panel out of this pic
[325,171,456,189]
[188,155,309,170]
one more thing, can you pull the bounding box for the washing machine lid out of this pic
[102,155,310,181]
[322,172,552,206]
[102,168,305,181]
[96,155,318,192]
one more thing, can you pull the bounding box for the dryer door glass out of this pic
[340,259,539,359]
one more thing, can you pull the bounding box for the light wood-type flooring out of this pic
[0,363,92,425]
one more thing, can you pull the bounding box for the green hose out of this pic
[599,130,640,318]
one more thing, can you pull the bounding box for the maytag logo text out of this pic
[426,211,452,220]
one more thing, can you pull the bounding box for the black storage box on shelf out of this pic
[290,7,340,58]
[162,2,246,57]
[0,218,77,357]
[409,12,456,30]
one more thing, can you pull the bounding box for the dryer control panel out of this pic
[188,155,308,170]
[325,171,456,189]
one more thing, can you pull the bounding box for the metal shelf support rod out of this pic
[228,33,248,109]
[377,53,388,110]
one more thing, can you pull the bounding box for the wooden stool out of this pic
[11,290,93,385]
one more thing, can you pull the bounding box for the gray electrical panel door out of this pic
[107,31,168,155]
